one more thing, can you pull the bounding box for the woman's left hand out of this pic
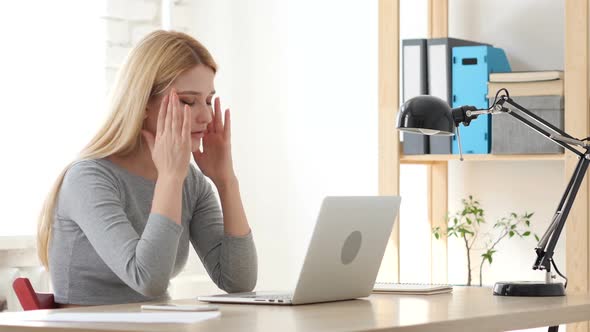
[193,97,236,185]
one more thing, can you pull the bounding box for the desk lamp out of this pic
[397,89,589,296]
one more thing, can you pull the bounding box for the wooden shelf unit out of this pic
[400,153,566,163]
[378,2,590,331]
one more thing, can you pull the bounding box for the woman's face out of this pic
[144,64,215,152]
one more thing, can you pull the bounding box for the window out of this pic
[0,1,106,235]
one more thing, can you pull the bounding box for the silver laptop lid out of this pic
[291,196,401,305]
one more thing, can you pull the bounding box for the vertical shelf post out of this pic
[427,0,449,284]
[429,162,448,284]
[565,0,590,331]
[378,0,400,282]
[428,0,448,39]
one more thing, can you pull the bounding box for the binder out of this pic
[401,39,429,155]
[451,46,511,154]
[426,38,489,154]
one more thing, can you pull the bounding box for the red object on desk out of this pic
[12,277,56,311]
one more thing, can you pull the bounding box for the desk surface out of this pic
[2,287,590,332]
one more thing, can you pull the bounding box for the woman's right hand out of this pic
[141,89,193,183]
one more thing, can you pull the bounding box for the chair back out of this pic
[12,277,56,311]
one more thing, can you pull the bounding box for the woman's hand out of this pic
[193,97,236,186]
[142,89,193,183]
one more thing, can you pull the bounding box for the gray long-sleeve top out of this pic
[49,158,257,305]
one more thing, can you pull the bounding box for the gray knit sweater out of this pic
[49,158,257,305]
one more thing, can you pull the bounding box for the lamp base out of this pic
[493,281,565,296]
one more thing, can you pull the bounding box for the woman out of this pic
[36,30,257,306]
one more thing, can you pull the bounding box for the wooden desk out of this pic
[1,287,590,332]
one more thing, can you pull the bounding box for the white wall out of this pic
[189,0,378,290]
[449,0,564,71]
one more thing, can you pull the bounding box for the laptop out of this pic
[198,196,401,305]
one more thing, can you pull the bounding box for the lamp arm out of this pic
[497,97,585,157]
[455,95,590,275]
[458,97,586,156]
[492,96,590,273]
[533,156,590,272]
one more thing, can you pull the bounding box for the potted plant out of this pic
[433,195,539,286]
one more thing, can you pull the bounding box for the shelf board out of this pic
[400,153,566,163]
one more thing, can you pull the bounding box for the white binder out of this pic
[401,39,429,155]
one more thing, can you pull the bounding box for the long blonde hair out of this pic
[37,30,217,268]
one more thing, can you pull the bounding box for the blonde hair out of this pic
[37,30,217,268]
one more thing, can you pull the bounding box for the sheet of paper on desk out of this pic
[2,311,220,323]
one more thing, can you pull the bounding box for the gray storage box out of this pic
[491,95,564,154]
[403,133,429,155]
[430,135,452,154]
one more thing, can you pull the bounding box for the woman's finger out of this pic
[172,92,181,137]
[206,111,215,134]
[156,94,169,136]
[182,104,191,142]
[165,90,174,133]
[214,97,222,133]
[224,108,231,139]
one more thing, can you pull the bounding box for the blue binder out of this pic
[426,38,489,154]
[451,46,511,154]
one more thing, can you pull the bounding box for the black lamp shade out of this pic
[396,95,455,136]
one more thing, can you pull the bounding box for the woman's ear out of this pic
[144,103,151,120]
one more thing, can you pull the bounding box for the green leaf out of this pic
[523,231,531,236]
[509,231,515,238]
[466,217,472,225]
[525,220,530,227]
[534,234,540,242]
[510,224,516,230]
[434,233,440,240]
[481,253,493,264]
